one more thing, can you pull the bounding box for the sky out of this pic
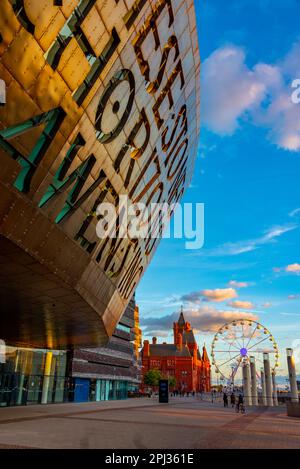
[136,0,300,383]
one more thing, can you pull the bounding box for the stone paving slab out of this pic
[0,398,298,449]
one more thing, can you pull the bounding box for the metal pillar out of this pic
[0,339,5,364]
[263,352,273,406]
[261,368,267,405]
[41,351,53,404]
[242,361,252,406]
[286,348,299,403]
[250,356,258,405]
[272,372,278,406]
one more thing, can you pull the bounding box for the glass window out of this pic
[27,375,43,403]
[89,379,96,401]
[116,324,131,333]
[104,380,109,401]
[0,347,68,406]
[96,379,101,401]
[115,381,128,400]
[108,380,115,400]
[53,377,65,403]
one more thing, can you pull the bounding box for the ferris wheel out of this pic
[211,319,279,385]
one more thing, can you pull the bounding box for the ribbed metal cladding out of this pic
[71,295,140,385]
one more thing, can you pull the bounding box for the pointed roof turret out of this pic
[178,306,186,327]
[202,344,209,362]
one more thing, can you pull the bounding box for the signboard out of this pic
[159,379,169,403]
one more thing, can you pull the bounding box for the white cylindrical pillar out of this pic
[272,372,278,406]
[263,352,273,406]
[286,348,299,403]
[242,361,252,406]
[250,356,258,405]
[261,368,267,405]
[41,351,53,404]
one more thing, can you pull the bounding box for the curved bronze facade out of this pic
[0,0,200,348]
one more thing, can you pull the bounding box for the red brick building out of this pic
[142,311,211,393]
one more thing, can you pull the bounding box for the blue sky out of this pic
[136,0,300,381]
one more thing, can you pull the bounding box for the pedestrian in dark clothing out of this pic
[236,393,244,412]
[230,392,236,408]
[223,392,228,407]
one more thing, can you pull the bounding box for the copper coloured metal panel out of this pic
[0,0,200,347]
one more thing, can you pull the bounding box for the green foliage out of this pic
[143,369,162,386]
[167,376,176,388]
[144,370,176,388]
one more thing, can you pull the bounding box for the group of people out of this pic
[223,391,245,413]
[171,390,196,397]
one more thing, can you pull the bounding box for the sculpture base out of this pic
[287,401,300,417]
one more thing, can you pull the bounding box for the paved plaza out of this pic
[0,397,299,449]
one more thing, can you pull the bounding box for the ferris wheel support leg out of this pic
[242,362,252,406]
[250,356,258,405]
[263,353,273,406]
[261,369,267,406]
[272,372,278,406]
[286,348,299,403]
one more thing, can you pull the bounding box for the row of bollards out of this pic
[242,348,299,406]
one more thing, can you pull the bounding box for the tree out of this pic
[143,369,162,387]
[167,376,176,388]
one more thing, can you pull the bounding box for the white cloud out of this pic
[201,41,300,151]
[228,280,249,288]
[280,312,300,317]
[201,288,237,302]
[272,263,300,275]
[201,46,267,134]
[289,208,300,217]
[203,223,297,257]
[286,263,300,273]
[181,291,203,304]
[181,288,238,303]
[142,306,258,335]
[261,302,272,308]
[227,300,254,309]
[198,142,217,159]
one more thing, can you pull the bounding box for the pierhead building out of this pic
[142,311,211,393]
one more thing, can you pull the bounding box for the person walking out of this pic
[223,392,228,407]
[236,393,244,413]
[230,392,236,408]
